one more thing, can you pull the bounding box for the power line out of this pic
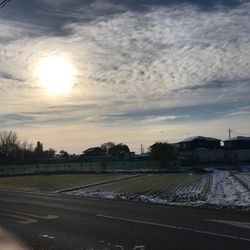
[0,0,11,9]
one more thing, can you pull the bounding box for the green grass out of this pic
[0,174,130,192]
[0,161,161,176]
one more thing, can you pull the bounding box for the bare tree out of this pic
[0,130,21,159]
[20,139,30,152]
[19,139,34,159]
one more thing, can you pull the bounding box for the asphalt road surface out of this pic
[0,189,250,250]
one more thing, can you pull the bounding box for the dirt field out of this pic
[0,174,130,192]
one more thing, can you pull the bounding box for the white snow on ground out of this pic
[207,171,250,207]
[68,190,118,199]
[235,173,250,189]
[66,171,250,208]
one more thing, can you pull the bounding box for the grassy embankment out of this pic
[0,161,162,176]
[0,174,130,192]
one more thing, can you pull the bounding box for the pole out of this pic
[229,129,231,139]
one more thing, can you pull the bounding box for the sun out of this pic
[35,56,76,95]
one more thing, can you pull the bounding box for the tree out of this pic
[34,141,44,158]
[19,139,34,159]
[100,142,115,154]
[0,130,21,159]
[59,150,69,159]
[149,142,176,161]
[109,143,130,160]
[44,148,56,159]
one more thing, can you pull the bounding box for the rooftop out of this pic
[83,147,102,153]
[224,136,250,142]
[179,136,221,143]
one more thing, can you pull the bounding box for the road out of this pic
[0,189,250,250]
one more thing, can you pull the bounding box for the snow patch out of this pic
[65,171,250,209]
[69,190,118,199]
[235,173,250,190]
[207,171,250,207]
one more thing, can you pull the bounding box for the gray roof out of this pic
[179,136,221,143]
[224,136,250,142]
[83,147,102,153]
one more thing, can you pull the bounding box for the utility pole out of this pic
[141,144,145,155]
[228,128,232,139]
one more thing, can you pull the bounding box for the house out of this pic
[136,152,150,161]
[179,136,221,151]
[82,147,107,161]
[178,136,223,164]
[224,136,250,149]
[224,136,250,163]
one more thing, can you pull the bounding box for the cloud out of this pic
[36,0,127,21]
[227,105,250,116]
[61,2,250,107]
[90,0,127,13]
[36,0,246,25]
[37,0,246,11]
[0,19,46,42]
[0,0,249,150]
[38,0,73,7]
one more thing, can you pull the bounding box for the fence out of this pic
[0,161,165,176]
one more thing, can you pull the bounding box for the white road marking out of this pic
[97,214,250,242]
[0,198,20,203]
[0,208,58,220]
[1,213,38,224]
[207,219,250,230]
[20,213,58,220]
[38,234,55,239]
[133,245,146,250]
[115,245,124,250]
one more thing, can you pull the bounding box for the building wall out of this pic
[224,141,250,150]
[180,140,220,151]
[224,149,250,162]
[195,149,224,163]
[179,149,224,163]
[179,148,250,164]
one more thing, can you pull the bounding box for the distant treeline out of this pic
[0,130,177,165]
[0,131,62,163]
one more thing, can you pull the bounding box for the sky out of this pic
[0,0,249,153]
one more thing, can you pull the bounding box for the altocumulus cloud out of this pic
[0,0,250,150]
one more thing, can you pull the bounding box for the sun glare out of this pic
[35,56,76,95]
